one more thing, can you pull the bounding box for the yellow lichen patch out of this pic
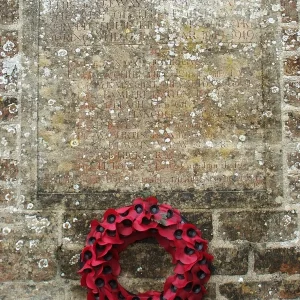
[241,284,255,295]
[57,161,74,172]
[39,54,52,67]
[40,86,56,98]
[219,147,236,159]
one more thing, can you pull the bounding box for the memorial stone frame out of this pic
[33,0,281,199]
[1,0,300,298]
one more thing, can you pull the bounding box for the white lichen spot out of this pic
[70,139,79,147]
[38,258,48,269]
[144,183,150,188]
[75,48,81,53]
[272,4,280,11]
[2,227,11,235]
[69,254,80,265]
[27,203,34,209]
[29,240,39,248]
[268,18,275,24]
[282,215,292,226]
[63,221,72,229]
[137,267,143,272]
[3,40,15,52]
[57,49,68,57]
[165,138,171,143]
[270,86,279,93]
[239,135,246,142]
[25,215,51,233]
[206,141,214,148]
[238,277,244,283]
[15,240,24,251]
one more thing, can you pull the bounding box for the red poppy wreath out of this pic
[79,196,213,300]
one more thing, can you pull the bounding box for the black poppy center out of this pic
[122,219,132,227]
[107,230,116,237]
[104,252,112,261]
[197,270,206,279]
[177,274,185,280]
[142,217,151,225]
[135,204,143,213]
[187,228,196,237]
[120,210,129,217]
[107,214,116,223]
[96,244,105,252]
[174,229,183,240]
[184,246,195,255]
[109,279,118,289]
[88,237,96,245]
[166,209,173,219]
[84,250,92,260]
[199,257,207,265]
[96,225,105,232]
[170,285,177,292]
[193,285,201,294]
[150,205,159,214]
[184,282,193,291]
[103,266,112,274]
[95,278,104,288]
[195,242,203,251]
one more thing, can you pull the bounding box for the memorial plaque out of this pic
[37,0,280,193]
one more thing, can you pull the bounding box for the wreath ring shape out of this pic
[79,197,213,300]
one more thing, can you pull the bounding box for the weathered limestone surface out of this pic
[0,0,300,299]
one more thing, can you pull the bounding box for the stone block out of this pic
[0,31,18,58]
[282,28,300,51]
[0,31,19,94]
[211,245,248,275]
[284,56,300,76]
[0,184,17,207]
[218,211,297,242]
[0,124,18,159]
[0,0,19,25]
[254,248,300,274]
[219,281,279,299]
[58,248,81,280]
[279,280,300,299]
[281,0,299,23]
[0,96,18,121]
[0,159,18,181]
[288,174,300,202]
[284,81,300,106]
[285,112,300,139]
[1,212,59,281]
[0,282,65,299]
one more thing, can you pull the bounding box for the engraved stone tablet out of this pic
[37,0,280,193]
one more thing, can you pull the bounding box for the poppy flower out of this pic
[133,215,158,231]
[79,197,213,300]
[116,217,134,236]
[101,228,123,245]
[101,209,121,230]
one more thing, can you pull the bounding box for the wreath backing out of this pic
[79,196,213,300]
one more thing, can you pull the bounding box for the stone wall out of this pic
[1,0,300,299]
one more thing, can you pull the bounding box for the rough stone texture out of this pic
[254,248,300,275]
[219,281,280,300]
[284,81,300,106]
[211,245,248,275]
[218,211,298,242]
[1,0,300,299]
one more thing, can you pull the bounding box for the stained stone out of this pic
[35,0,281,197]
